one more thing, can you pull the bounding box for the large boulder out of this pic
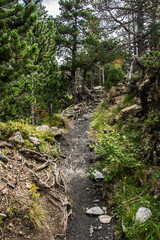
[36,125,51,131]
[9,131,24,145]
[135,207,152,223]
[121,104,142,120]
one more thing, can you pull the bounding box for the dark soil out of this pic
[60,110,115,240]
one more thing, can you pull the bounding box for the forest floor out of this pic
[60,99,115,240]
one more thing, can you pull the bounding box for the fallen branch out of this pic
[35,160,51,171]
[19,148,56,162]
[122,186,149,204]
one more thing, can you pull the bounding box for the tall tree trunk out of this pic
[99,67,101,85]
[137,1,145,56]
[91,65,96,89]
[82,69,87,94]
[102,66,105,85]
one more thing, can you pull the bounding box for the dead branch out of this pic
[48,197,63,211]
[19,148,56,162]
[0,227,4,240]
[122,186,149,204]
[35,161,51,171]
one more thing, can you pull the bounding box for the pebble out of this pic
[92,170,105,181]
[2,188,9,195]
[98,225,102,230]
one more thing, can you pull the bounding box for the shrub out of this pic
[92,124,141,180]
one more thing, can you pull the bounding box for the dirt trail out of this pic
[59,103,115,240]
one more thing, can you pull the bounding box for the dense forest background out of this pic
[0,0,159,122]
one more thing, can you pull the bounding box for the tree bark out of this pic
[91,65,96,89]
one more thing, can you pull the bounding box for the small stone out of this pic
[26,182,31,189]
[86,207,104,215]
[93,199,100,203]
[98,226,102,230]
[114,231,120,237]
[0,213,7,219]
[89,225,94,236]
[98,215,112,224]
[51,127,58,131]
[8,223,14,228]
[92,170,105,181]
[2,188,9,195]
[93,226,98,231]
[135,207,152,223]
[102,207,107,212]
[18,231,25,236]
[85,188,90,191]
[29,136,40,146]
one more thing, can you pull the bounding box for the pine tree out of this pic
[55,0,98,102]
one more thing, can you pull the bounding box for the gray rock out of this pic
[51,127,58,131]
[97,226,102,230]
[36,125,50,131]
[9,131,24,145]
[52,128,65,137]
[29,136,40,146]
[86,207,104,215]
[92,170,105,181]
[0,151,9,163]
[135,207,152,223]
[98,215,112,224]
[0,141,12,148]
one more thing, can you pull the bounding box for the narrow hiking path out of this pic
[59,95,115,240]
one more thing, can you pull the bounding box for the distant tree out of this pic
[55,0,98,102]
[92,0,160,55]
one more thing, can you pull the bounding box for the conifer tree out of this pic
[55,0,98,102]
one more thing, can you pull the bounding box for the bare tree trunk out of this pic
[82,69,87,94]
[91,65,96,89]
[99,67,101,85]
[49,103,53,116]
[102,66,105,85]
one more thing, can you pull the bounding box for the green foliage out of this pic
[42,114,66,128]
[141,50,160,76]
[104,64,125,88]
[92,124,140,180]
[38,142,59,156]
[144,111,160,129]
[7,197,16,218]
[122,94,134,105]
[114,168,160,240]
[90,96,159,240]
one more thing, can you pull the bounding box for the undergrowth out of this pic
[25,184,47,230]
[89,100,160,240]
[0,118,65,154]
